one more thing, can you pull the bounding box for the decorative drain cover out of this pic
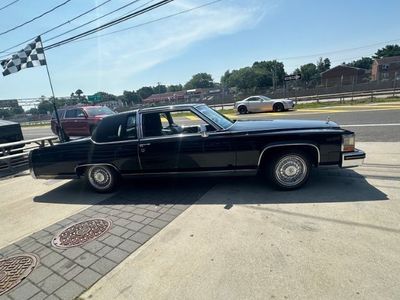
[52,218,112,249]
[0,254,38,296]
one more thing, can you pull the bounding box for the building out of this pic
[321,65,368,87]
[371,56,400,81]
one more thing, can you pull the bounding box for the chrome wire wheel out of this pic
[273,154,308,188]
[87,166,115,192]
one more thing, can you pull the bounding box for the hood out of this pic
[229,119,340,132]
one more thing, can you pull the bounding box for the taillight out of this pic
[342,134,355,152]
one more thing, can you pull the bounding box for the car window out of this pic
[125,114,137,139]
[76,109,85,118]
[142,110,215,138]
[195,105,233,129]
[247,97,259,101]
[93,113,137,142]
[64,109,77,118]
[85,107,115,117]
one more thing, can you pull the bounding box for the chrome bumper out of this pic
[341,149,366,168]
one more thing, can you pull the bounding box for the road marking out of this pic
[341,123,400,127]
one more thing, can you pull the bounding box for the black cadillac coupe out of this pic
[29,104,365,192]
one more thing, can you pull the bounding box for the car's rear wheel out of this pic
[266,151,311,190]
[86,165,117,193]
[273,103,284,112]
[238,106,248,114]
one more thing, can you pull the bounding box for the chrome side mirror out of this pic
[200,130,208,138]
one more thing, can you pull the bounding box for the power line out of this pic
[276,39,400,61]
[0,0,19,12]
[44,0,144,44]
[0,0,72,36]
[74,0,224,44]
[0,0,112,55]
[44,0,174,50]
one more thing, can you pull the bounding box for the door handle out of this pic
[139,143,151,147]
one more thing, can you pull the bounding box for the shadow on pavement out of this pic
[33,168,388,206]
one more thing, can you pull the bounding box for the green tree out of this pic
[373,44,400,59]
[252,60,285,89]
[11,106,24,115]
[28,108,39,115]
[0,109,12,118]
[121,90,140,105]
[296,63,319,86]
[317,57,331,73]
[136,86,154,100]
[227,67,258,91]
[184,73,214,89]
[167,84,183,92]
[38,101,54,114]
[347,57,374,69]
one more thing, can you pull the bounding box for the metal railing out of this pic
[0,136,58,177]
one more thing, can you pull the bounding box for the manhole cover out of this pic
[52,218,112,249]
[0,254,38,296]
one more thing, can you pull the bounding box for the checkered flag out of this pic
[0,36,46,76]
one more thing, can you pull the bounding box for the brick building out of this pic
[371,56,400,81]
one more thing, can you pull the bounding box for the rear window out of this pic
[85,107,115,117]
[93,113,137,142]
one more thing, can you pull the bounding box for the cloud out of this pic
[59,0,270,91]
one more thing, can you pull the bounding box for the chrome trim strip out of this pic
[125,169,257,176]
[257,143,321,166]
[90,138,138,145]
[341,149,365,168]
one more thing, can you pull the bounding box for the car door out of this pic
[259,97,274,112]
[247,97,263,112]
[62,109,78,136]
[74,108,89,136]
[138,110,235,172]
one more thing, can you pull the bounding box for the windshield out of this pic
[85,107,115,117]
[195,105,233,130]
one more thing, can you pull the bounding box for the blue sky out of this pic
[0,0,399,99]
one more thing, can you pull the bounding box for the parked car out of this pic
[50,106,115,138]
[0,120,23,144]
[30,103,365,192]
[234,95,295,114]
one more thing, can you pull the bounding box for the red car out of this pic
[51,106,115,137]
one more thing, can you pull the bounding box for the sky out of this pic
[0,0,399,100]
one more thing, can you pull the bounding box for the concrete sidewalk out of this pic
[81,142,400,300]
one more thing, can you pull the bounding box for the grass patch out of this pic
[295,96,400,109]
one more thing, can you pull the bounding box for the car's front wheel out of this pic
[238,105,248,114]
[267,151,311,190]
[87,165,118,193]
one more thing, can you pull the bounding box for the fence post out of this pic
[370,90,374,102]
[394,72,398,97]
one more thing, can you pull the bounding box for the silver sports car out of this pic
[234,95,295,114]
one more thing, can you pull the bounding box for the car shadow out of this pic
[33,167,388,206]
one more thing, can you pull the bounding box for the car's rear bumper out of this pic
[341,149,366,168]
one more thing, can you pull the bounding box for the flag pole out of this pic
[42,45,66,142]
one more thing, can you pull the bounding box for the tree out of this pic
[347,57,373,69]
[167,84,183,92]
[121,90,140,105]
[28,108,39,115]
[317,57,331,73]
[0,109,12,119]
[252,60,285,89]
[11,106,24,115]
[226,67,258,91]
[153,84,167,94]
[374,44,400,59]
[184,73,214,89]
[136,86,154,100]
[38,101,55,114]
[296,63,319,86]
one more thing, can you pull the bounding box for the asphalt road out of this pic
[21,104,400,142]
